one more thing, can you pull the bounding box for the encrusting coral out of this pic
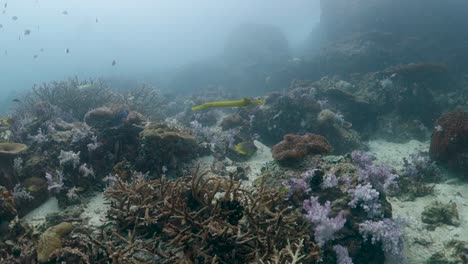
[137,122,199,175]
[36,222,74,263]
[272,133,332,164]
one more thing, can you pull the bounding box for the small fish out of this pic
[62,10,68,15]
[4,3,7,8]
[65,48,69,53]
[12,98,20,103]
[33,54,38,59]
[24,29,31,35]
[1,117,12,126]
[11,16,17,20]
[0,24,3,28]
[112,60,116,66]
[4,50,7,55]
[40,48,44,52]
[77,84,92,90]
[95,17,98,23]
[234,141,257,156]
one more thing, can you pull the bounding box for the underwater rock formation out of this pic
[300,0,468,78]
[220,113,248,130]
[430,110,468,175]
[272,133,332,164]
[17,177,48,216]
[84,105,144,129]
[137,123,199,175]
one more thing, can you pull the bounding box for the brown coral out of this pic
[0,187,17,221]
[272,133,332,163]
[84,105,144,129]
[137,122,199,175]
[220,114,247,130]
[430,110,468,174]
[101,169,320,263]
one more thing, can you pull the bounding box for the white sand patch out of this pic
[367,139,468,263]
[80,192,109,228]
[390,183,468,263]
[368,139,429,169]
[197,154,215,172]
[23,197,60,229]
[242,140,272,187]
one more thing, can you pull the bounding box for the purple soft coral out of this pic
[351,151,399,195]
[303,196,346,246]
[351,151,375,168]
[359,218,406,263]
[348,183,382,218]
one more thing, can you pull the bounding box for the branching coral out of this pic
[102,168,321,263]
[115,84,165,121]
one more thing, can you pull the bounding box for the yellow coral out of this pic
[37,222,74,263]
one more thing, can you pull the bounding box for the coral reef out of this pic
[272,133,332,165]
[261,153,397,263]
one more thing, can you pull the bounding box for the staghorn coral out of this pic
[16,78,113,120]
[115,84,165,121]
[272,133,332,164]
[102,168,321,263]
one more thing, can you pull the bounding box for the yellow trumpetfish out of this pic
[192,98,264,111]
